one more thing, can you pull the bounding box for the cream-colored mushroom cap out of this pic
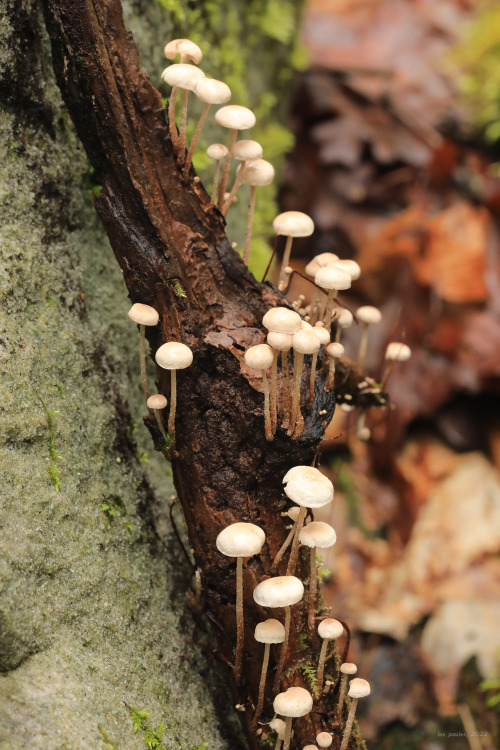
[385,342,411,361]
[348,678,371,699]
[128,303,159,326]
[254,618,286,644]
[269,718,286,739]
[164,38,202,64]
[340,663,358,675]
[267,332,293,351]
[283,466,334,508]
[273,687,313,718]
[318,618,344,640]
[244,343,274,370]
[162,63,206,91]
[195,78,231,104]
[357,305,382,325]
[155,342,193,370]
[216,522,265,558]
[273,211,314,238]
[332,259,361,280]
[207,143,228,160]
[304,746,319,750]
[263,307,302,334]
[305,252,339,277]
[292,329,320,355]
[239,159,274,187]
[315,266,351,291]
[253,575,304,608]
[146,394,168,410]
[333,308,353,328]
[326,342,344,358]
[316,733,333,748]
[301,320,314,331]
[233,139,263,160]
[299,521,336,549]
[215,104,256,130]
[313,322,330,345]
[287,506,301,521]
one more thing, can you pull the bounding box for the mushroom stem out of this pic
[307,546,317,634]
[357,323,369,367]
[381,359,397,389]
[309,351,319,404]
[289,351,304,435]
[271,522,296,570]
[335,324,342,343]
[281,351,291,426]
[337,673,349,718]
[184,102,210,176]
[168,87,179,147]
[282,716,293,750]
[311,293,321,325]
[286,506,307,576]
[178,88,189,160]
[270,349,278,435]
[154,409,166,439]
[274,739,283,750]
[254,642,270,726]
[340,698,359,750]
[139,325,150,402]
[222,170,244,216]
[273,605,291,693]
[278,236,293,285]
[316,638,329,694]
[168,370,177,434]
[235,555,244,684]
[242,185,257,266]
[325,357,336,392]
[211,160,222,205]
[262,370,273,442]
[323,289,337,332]
[217,128,237,207]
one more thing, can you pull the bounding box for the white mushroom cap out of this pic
[233,139,263,160]
[267,332,293,351]
[313,322,330,346]
[253,575,304,608]
[269,718,286,739]
[216,522,265,558]
[333,308,353,329]
[357,305,382,325]
[239,159,274,187]
[263,307,302,334]
[195,78,231,104]
[254,618,286,644]
[357,427,371,442]
[318,618,344,640]
[316,733,333,748]
[283,466,334,508]
[207,143,228,160]
[244,343,274,370]
[273,211,314,238]
[301,320,314,331]
[348,678,371,699]
[315,267,351,292]
[305,252,339,277]
[292,329,321,355]
[164,38,202,64]
[326,342,344,359]
[215,104,256,130]
[340,663,358,675]
[304,746,319,750]
[146,394,167,410]
[273,687,313,718]
[332,259,361,280]
[162,63,206,91]
[128,303,159,326]
[299,521,336,549]
[155,342,193,370]
[287,506,301,521]
[385,342,411,362]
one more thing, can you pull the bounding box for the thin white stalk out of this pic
[178,88,189,160]
[335,324,342,343]
[340,698,359,750]
[278,235,293,285]
[273,605,291,693]
[235,555,244,684]
[323,289,337,331]
[325,357,336,392]
[222,168,244,216]
[139,325,150,402]
[184,102,210,176]
[281,351,291,427]
[307,545,317,634]
[270,348,278,435]
[337,673,348,717]
[381,359,397,389]
[271,521,297,570]
[254,642,270,726]
[309,350,318,403]
[168,370,177,434]
[289,350,304,435]
[262,370,272,442]
[357,323,369,367]
[282,716,293,750]
[168,86,179,147]
[217,129,237,207]
[154,409,166,439]
[286,506,306,576]
[242,185,257,266]
[316,638,329,694]
[211,160,222,205]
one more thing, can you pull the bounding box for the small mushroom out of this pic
[278,264,294,292]
[183,78,231,175]
[299,521,337,634]
[216,522,266,684]
[305,253,340,322]
[316,732,333,748]
[272,506,301,570]
[333,307,353,343]
[206,143,229,205]
[238,159,275,266]
[356,305,382,368]
[310,322,330,402]
[263,307,301,431]
[289,329,320,436]
[127,303,160,402]
[273,687,313,750]
[325,342,344,392]
[340,678,371,750]
[270,718,286,750]
[316,618,344,694]
[222,140,263,215]
[337,663,357,719]
[273,211,315,285]
[146,393,167,438]
[154,341,193,435]
[381,342,411,388]
[214,105,256,207]
[332,259,361,280]
[163,39,203,146]
[162,64,206,159]
[253,575,304,692]
[244,343,275,441]
[314,267,351,332]
[254,619,286,724]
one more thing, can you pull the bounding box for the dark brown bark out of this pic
[41,1,378,747]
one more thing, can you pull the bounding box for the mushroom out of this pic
[273,687,313,750]
[222,139,263,215]
[163,39,202,146]
[316,618,344,694]
[272,506,301,570]
[310,322,330,402]
[332,259,361,281]
[333,307,353,343]
[216,522,266,684]
[254,619,286,724]
[183,78,231,175]
[316,732,333,748]
[154,341,193,434]
[146,393,167,438]
[127,303,160,402]
[244,343,275,441]
[298,521,337,634]
[238,159,275,266]
[263,307,301,431]
[283,466,334,576]
[356,411,371,442]
[337,663,357,719]
[381,342,411,388]
[273,211,315,285]
[270,718,287,750]
[278,264,294,292]
[206,143,228,205]
[214,104,256,207]
[289,329,320,436]
[161,64,206,159]
[356,305,382,368]
[325,342,344,392]
[253,575,304,692]
[340,678,371,750]
[305,253,340,323]
[314,267,351,332]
